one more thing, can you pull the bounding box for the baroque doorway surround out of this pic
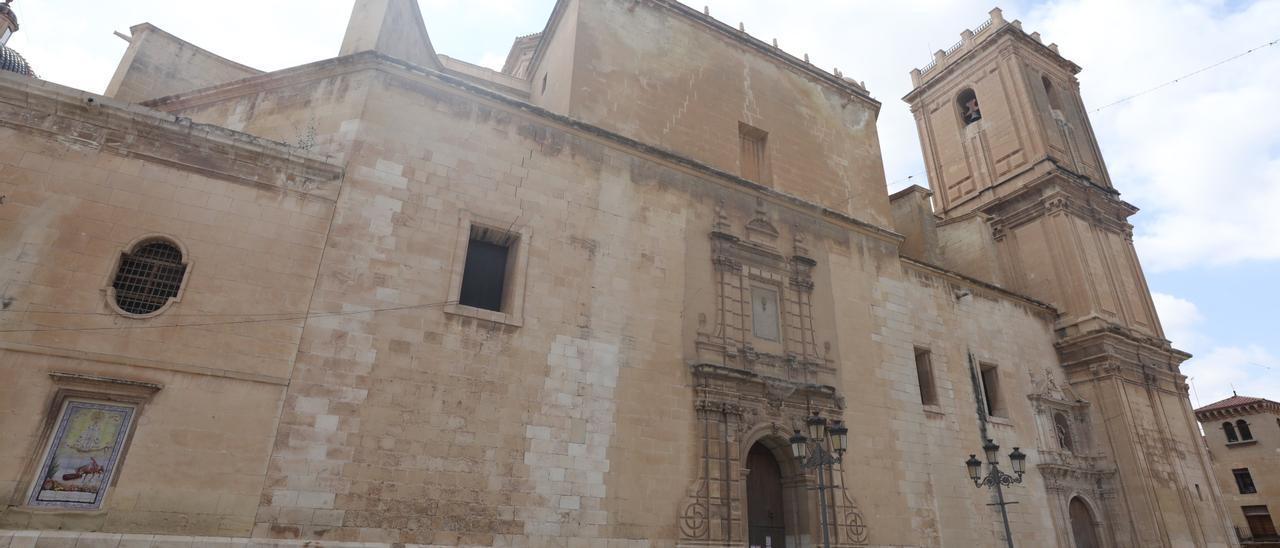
[678,199,868,547]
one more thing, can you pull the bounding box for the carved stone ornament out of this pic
[746,199,781,247]
[677,364,869,546]
[696,199,831,384]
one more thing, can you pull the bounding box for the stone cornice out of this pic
[145,52,905,246]
[904,19,1081,102]
[900,256,1058,317]
[0,72,343,201]
[1056,328,1193,394]
[985,166,1136,240]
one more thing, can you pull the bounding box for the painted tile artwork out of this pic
[28,400,135,509]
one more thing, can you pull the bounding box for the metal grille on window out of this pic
[112,241,186,315]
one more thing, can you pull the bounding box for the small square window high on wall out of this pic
[446,213,531,328]
[459,225,519,313]
[914,348,937,406]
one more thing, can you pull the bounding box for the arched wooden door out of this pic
[1069,497,1102,548]
[746,443,787,548]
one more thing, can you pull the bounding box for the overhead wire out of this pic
[0,300,458,335]
[1093,36,1280,112]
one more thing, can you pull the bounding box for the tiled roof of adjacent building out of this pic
[1194,393,1280,417]
[0,44,34,77]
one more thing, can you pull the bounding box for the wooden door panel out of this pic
[747,444,787,548]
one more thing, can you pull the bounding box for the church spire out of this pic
[339,0,441,70]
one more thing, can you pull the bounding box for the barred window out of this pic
[112,240,187,315]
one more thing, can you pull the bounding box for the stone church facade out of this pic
[0,1,1241,546]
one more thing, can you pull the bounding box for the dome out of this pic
[0,44,33,76]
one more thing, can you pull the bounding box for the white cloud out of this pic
[478,51,508,71]
[1151,292,1205,350]
[1184,345,1280,408]
[1152,290,1279,407]
[1024,0,1280,272]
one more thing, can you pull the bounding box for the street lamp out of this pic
[965,439,1028,548]
[790,410,849,548]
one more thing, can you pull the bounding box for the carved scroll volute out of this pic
[833,462,871,545]
[678,479,711,540]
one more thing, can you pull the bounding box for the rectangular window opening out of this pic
[915,347,938,406]
[739,122,769,183]
[458,225,517,313]
[979,363,1005,418]
[1234,468,1257,495]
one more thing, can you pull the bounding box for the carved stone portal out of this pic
[677,364,868,547]
[681,204,865,547]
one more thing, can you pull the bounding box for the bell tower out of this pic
[905,7,1155,339]
[906,7,1113,216]
[905,8,1240,548]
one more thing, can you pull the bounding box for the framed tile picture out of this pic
[27,399,136,509]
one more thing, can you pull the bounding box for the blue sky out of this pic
[8,0,1278,407]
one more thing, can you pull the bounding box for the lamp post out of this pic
[789,410,849,548]
[965,439,1028,548]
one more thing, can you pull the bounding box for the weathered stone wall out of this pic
[526,0,578,116]
[241,64,699,546]
[888,186,940,265]
[0,77,341,536]
[105,24,263,103]
[1068,368,1234,546]
[561,0,890,224]
[215,58,1081,547]
[841,257,1064,547]
[146,59,376,164]
[0,2,1241,546]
